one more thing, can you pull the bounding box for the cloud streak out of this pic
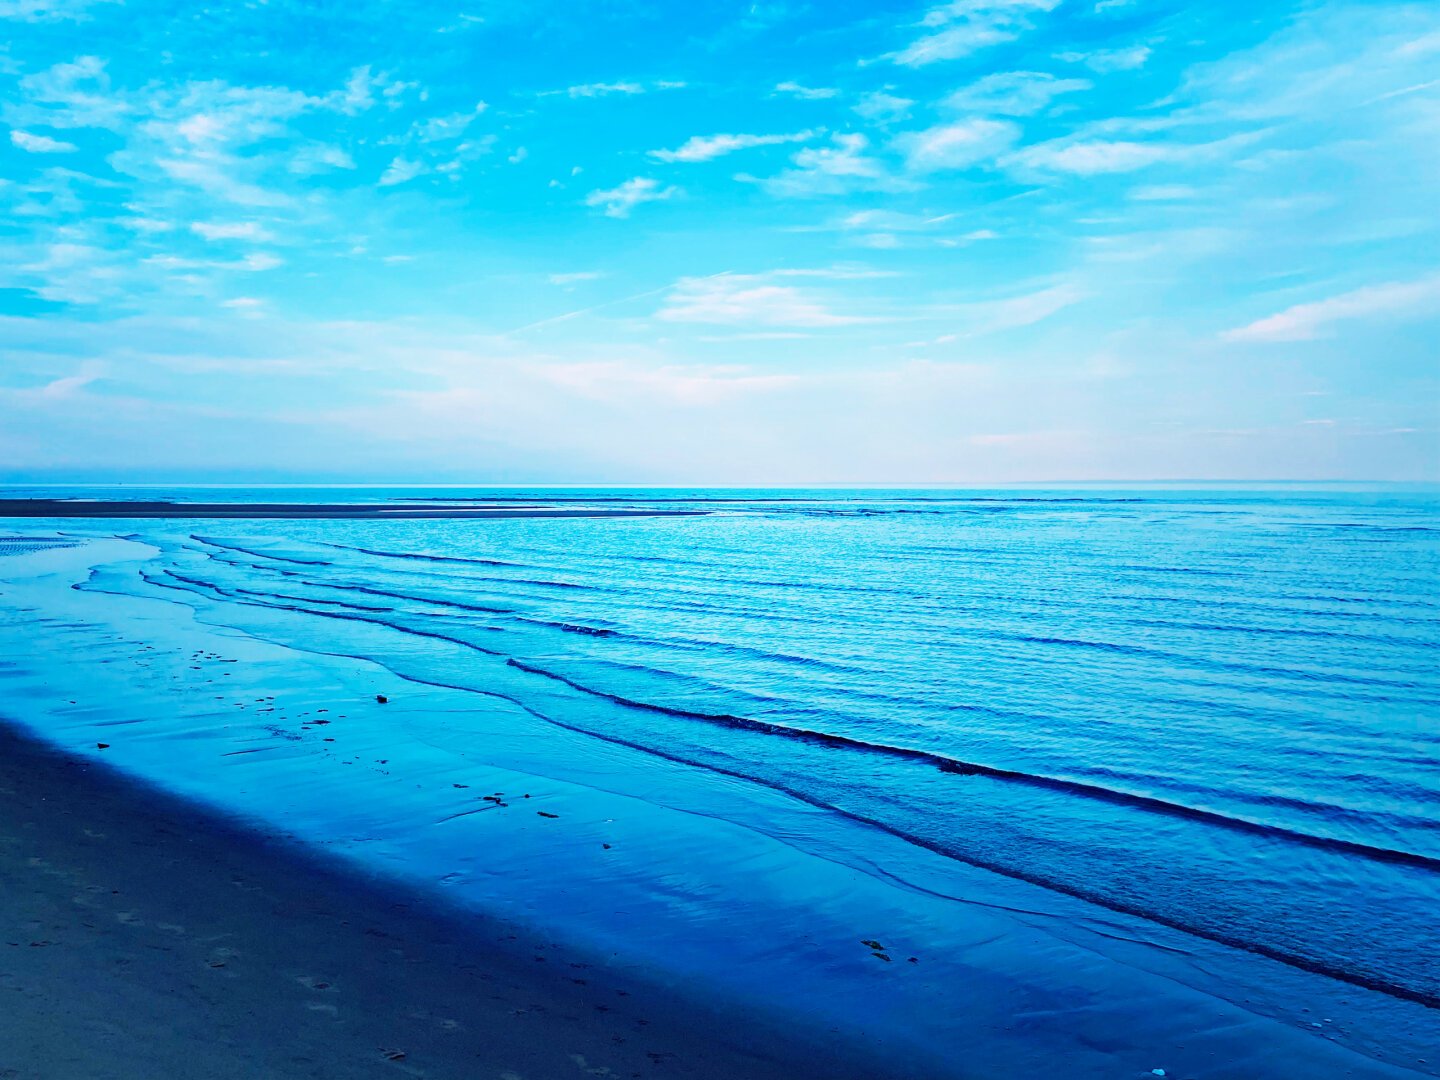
[10,129,77,152]
[889,0,1061,67]
[1223,275,1440,342]
[650,130,818,163]
[584,176,678,217]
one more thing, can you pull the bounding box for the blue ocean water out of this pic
[4,485,1438,1069]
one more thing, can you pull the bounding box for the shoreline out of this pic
[0,720,890,1080]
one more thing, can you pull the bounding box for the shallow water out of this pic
[3,485,1438,1075]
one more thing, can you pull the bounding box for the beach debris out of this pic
[602,843,612,849]
[907,956,918,963]
[96,743,110,750]
[861,939,883,950]
[375,694,389,704]
[872,952,891,962]
[380,1049,407,1062]
[537,811,559,818]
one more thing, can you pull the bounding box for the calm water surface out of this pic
[6,485,1439,1049]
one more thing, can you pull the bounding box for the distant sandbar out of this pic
[0,499,708,520]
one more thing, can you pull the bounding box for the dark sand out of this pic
[0,500,708,520]
[0,724,890,1080]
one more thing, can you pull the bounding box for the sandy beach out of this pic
[0,722,886,1080]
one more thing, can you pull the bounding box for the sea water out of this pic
[2,485,1437,1074]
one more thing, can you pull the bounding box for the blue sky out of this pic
[1,0,1436,483]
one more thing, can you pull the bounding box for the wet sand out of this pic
[0,723,885,1080]
[0,499,706,520]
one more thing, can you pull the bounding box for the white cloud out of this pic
[1010,139,1171,173]
[413,103,487,142]
[10,129,78,152]
[853,91,915,122]
[539,361,799,406]
[1056,45,1151,72]
[890,0,1060,67]
[584,177,678,217]
[190,221,273,241]
[549,81,644,99]
[332,67,418,114]
[657,273,871,327]
[1005,134,1251,175]
[940,283,1086,334]
[1222,275,1440,342]
[774,81,839,100]
[650,130,817,163]
[1129,184,1200,201]
[508,146,528,164]
[759,133,917,197]
[894,119,1019,172]
[548,271,604,285]
[14,56,128,130]
[144,252,282,272]
[942,71,1091,115]
[379,157,427,186]
[289,144,356,175]
[117,216,173,233]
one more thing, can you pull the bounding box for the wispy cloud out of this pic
[10,128,77,152]
[890,0,1061,67]
[412,103,487,142]
[538,361,799,406]
[1056,44,1151,72]
[757,133,917,197]
[379,157,427,186]
[584,177,678,217]
[650,130,818,163]
[289,144,356,175]
[939,283,1086,335]
[657,273,872,327]
[774,81,839,100]
[1129,184,1200,201]
[560,81,643,98]
[894,119,1019,172]
[1222,275,1440,342]
[942,71,1091,115]
[853,91,914,123]
[190,221,273,241]
[542,80,682,99]
[1005,133,1254,175]
[13,55,129,130]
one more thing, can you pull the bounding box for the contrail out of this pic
[503,270,733,335]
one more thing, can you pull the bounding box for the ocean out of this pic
[2,485,1437,1075]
